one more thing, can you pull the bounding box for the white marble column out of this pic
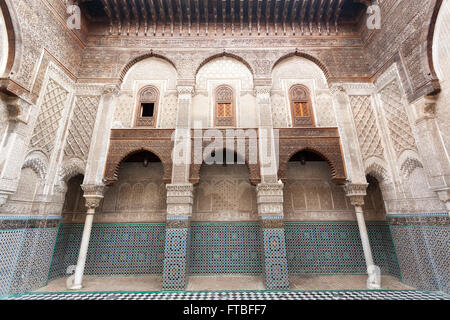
[67,184,104,290]
[345,183,381,289]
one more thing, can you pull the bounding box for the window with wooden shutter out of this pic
[289,85,314,127]
[215,85,235,127]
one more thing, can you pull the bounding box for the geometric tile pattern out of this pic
[8,229,58,295]
[261,219,290,290]
[189,223,262,274]
[390,224,449,294]
[0,230,23,297]
[49,224,165,280]
[30,79,69,155]
[64,96,100,160]
[0,224,58,298]
[285,222,401,277]
[4,290,449,301]
[162,218,190,290]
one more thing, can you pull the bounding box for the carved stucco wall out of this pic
[113,57,178,129]
[62,162,167,223]
[6,0,83,91]
[192,164,258,222]
[193,57,257,128]
[271,56,337,128]
[366,63,447,214]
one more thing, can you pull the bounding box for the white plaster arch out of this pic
[0,4,8,76]
[194,56,256,128]
[114,57,178,129]
[271,56,335,128]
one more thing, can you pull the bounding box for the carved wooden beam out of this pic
[317,0,327,34]
[325,0,336,35]
[265,0,271,35]
[148,0,157,35]
[300,0,309,35]
[99,0,114,34]
[194,0,200,35]
[239,0,244,35]
[139,0,148,35]
[222,0,227,35]
[248,0,253,34]
[167,0,175,36]
[290,0,300,34]
[119,0,131,35]
[231,0,235,35]
[204,0,209,35]
[130,0,140,35]
[158,0,166,35]
[176,0,183,35]
[213,0,218,35]
[281,0,290,35]
[111,0,122,35]
[257,0,262,35]
[186,0,192,35]
[335,0,345,34]
[308,0,318,35]
[274,0,281,35]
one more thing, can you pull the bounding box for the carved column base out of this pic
[162,184,194,290]
[257,183,290,290]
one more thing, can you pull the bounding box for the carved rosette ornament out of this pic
[81,184,105,212]
[166,183,194,216]
[256,182,284,216]
[344,183,368,207]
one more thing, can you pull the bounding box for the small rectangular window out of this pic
[141,103,155,117]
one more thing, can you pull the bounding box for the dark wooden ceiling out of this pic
[74,0,367,35]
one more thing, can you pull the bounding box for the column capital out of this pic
[432,186,450,213]
[81,184,105,211]
[330,84,347,95]
[4,95,32,123]
[102,83,120,96]
[344,183,368,207]
[256,182,284,216]
[177,85,195,96]
[166,183,194,216]
[414,94,438,124]
[254,85,271,97]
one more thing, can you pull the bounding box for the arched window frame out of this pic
[289,84,315,127]
[135,85,160,127]
[214,85,236,127]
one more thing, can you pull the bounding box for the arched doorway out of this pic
[283,151,401,279]
[49,151,167,285]
[190,149,262,284]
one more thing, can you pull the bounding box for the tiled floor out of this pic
[5,274,447,300]
[35,275,413,293]
[4,290,449,300]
